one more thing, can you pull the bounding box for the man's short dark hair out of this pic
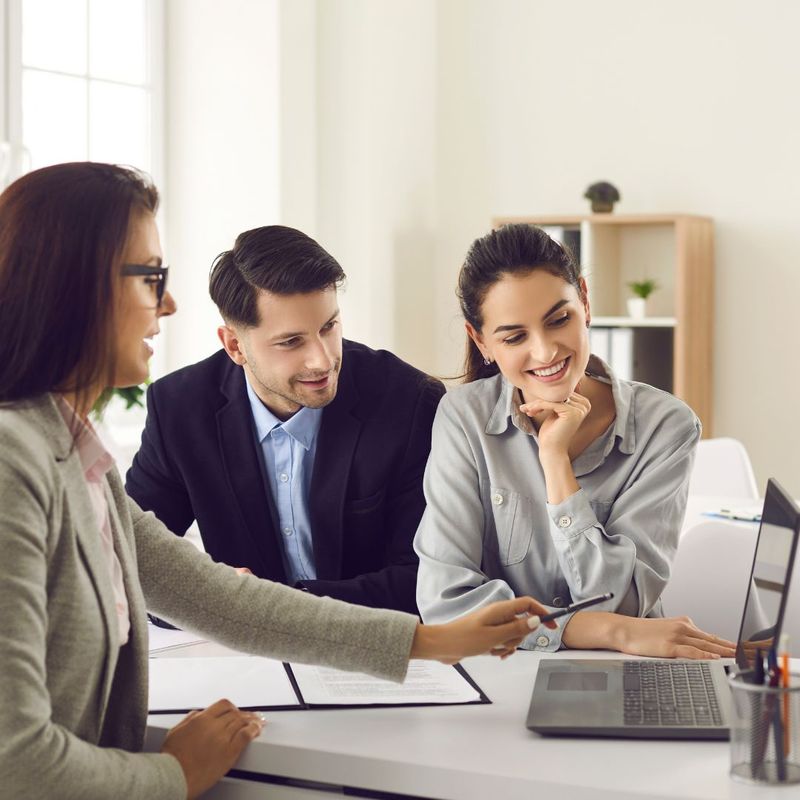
[209,225,346,327]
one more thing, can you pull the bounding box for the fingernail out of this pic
[526,615,541,630]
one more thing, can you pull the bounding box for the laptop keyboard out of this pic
[623,661,723,727]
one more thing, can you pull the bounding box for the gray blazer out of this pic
[0,395,418,800]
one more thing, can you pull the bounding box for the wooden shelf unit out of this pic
[492,214,714,435]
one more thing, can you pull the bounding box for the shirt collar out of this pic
[55,396,115,481]
[484,355,636,455]
[245,378,322,451]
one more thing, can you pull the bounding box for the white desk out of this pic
[145,644,797,800]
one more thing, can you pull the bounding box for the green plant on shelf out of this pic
[627,279,658,300]
[92,384,147,419]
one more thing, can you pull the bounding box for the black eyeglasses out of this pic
[121,263,169,308]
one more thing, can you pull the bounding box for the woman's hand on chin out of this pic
[612,615,737,660]
[520,390,590,460]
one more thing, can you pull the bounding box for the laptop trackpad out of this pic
[547,671,608,691]
[527,660,623,733]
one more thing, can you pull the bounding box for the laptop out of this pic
[526,478,800,739]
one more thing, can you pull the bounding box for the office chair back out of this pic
[688,437,759,499]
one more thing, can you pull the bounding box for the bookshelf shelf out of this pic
[492,214,714,435]
[592,316,677,328]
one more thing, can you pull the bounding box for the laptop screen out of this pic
[734,478,800,673]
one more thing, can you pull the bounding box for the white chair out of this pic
[688,437,759,499]
[661,520,757,642]
[662,520,800,655]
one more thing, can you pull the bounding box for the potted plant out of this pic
[626,279,658,319]
[583,181,621,213]
[92,384,147,418]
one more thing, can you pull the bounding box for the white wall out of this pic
[163,0,800,491]
[313,0,437,359]
[164,0,280,368]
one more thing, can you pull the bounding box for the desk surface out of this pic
[146,644,797,800]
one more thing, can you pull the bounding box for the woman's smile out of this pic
[526,355,571,383]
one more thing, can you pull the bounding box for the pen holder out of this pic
[728,672,800,785]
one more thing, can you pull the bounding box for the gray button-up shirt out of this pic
[414,357,701,651]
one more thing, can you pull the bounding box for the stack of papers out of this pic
[147,623,206,654]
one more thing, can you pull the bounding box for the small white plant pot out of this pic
[627,297,647,319]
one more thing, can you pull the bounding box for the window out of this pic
[1,0,165,457]
[1,0,163,186]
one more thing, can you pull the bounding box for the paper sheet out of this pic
[147,622,207,654]
[148,656,300,711]
[290,659,481,705]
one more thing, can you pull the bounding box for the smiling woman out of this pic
[414,223,737,662]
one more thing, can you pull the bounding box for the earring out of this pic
[483,356,493,365]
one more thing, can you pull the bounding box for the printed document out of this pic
[290,659,480,705]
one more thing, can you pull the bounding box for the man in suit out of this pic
[126,225,444,614]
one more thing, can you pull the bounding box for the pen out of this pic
[716,508,761,523]
[780,633,790,758]
[527,592,614,629]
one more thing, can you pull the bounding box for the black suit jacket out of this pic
[126,340,444,613]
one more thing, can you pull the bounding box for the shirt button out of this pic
[536,635,550,647]
[279,473,289,483]
[557,515,572,528]
[282,526,293,536]
[492,492,504,506]
[552,597,564,607]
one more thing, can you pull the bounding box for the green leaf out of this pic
[627,279,658,299]
[91,382,148,419]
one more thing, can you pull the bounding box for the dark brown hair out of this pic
[0,162,159,410]
[458,223,583,382]
[209,225,346,328]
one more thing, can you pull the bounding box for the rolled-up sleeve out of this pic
[546,418,701,617]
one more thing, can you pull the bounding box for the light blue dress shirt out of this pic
[245,379,322,585]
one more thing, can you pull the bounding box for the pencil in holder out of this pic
[728,672,800,785]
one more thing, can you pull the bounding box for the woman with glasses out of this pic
[0,163,553,800]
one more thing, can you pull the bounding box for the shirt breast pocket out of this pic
[589,499,613,528]
[489,486,533,566]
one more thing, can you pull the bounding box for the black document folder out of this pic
[148,657,490,714]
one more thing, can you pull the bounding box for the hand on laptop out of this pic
[561,612,736,659]
[411,596,557,664]
[612,615,736,660]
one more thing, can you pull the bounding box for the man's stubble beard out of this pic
[248,356,342,413]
